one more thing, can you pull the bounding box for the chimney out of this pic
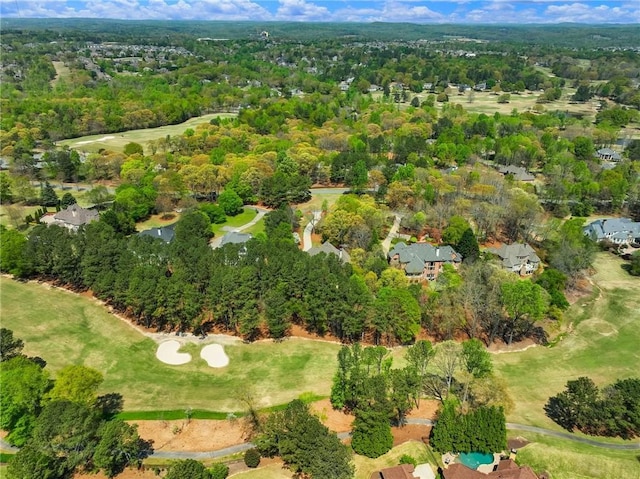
[157,229,161,236]
[436,247,440,257]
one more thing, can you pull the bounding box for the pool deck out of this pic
[442,452,503,474]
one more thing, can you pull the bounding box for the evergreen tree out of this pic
[40,182,59,207]
[456,228,479,261]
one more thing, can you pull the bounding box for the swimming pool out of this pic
[457,451,494,469]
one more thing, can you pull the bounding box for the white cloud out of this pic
[275,0,330,21]
[0,0,638,23]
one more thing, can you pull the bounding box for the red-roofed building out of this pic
[443,460,538,479]
[370,464,418,479]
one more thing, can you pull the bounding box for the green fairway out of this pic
[493,253,640,431]
[0,277,340,412]
[57,113,237,154]
[514,433,640,479]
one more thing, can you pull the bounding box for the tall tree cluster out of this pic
[545,377,640,439]
[0,329,151,479]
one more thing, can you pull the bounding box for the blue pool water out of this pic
[458,451,494,469]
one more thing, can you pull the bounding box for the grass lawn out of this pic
[0,277,340,412]
[57,113,237,155]
[211,208,257,236]
[243,218,265,236]
[514,433,640,479]
[493,253,640,432]
[136,213,181,231]
[353,441,436,479]
[0,204,41,228]
[230,463,293,478]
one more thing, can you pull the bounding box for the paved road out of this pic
[382,214,402,254]
[303,211,322,251]
[151,442,255,460]
[505,423,640,450]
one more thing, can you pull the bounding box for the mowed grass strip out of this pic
[514,433,640,479]
[493,253,640,432]
[0,277,340,412]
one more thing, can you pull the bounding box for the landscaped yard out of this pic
[0,277,340,412]
[514,433,640,479]
[211,207,258,236]
[353,441,436,479]
[493,253,640,433]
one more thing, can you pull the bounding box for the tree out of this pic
[462,339,493,379]
[0,172,13,204]
[456,228,479,261]
[0,328,24,361]
[94,420,148,478]
[406,340,434,406]
[5,444,64,479]
[165,459,212,479]
[0,226,28,276]
[47,365,103,406]
[351,407,393,458]
[123,142,144,156]
[210,462,230,479]
[0,355,51,446]
[60,192,77,209]
[244,448,261,468]
[630,251,640,276]
[432,340,462,397]
[218,189,243,216]
[40,181,59,207]
[256,400,353,479]
[30,400,101,472]
[500,280,549,344]
[442,215,470,246]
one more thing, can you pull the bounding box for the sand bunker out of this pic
[156,340,191,365]
[200,344,229,368]
[75,135,116,145]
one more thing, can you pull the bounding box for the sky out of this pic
[1,0,639,24]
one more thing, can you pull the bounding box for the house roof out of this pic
[53,204,99,227]
[487,243,540,269]
[138,225,175,243]
[596,148,622,161]
[370,464,416,479]
[443,460,537,479]
[498,165,535,182]
[388,242,462,272]
[220,231,253,246]
[308,241,351,263]
[583,218,640,240]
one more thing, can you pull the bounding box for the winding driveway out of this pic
[382,214,402,254]
[303,211,322,251]
[209,206,268,249]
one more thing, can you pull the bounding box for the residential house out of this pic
[138,225,176,243]
[443,459,538,479]
[370,464,418,479]
[595,147,622,162]
[498,165,535,182]
[308,240,351,264]
[487,243,541,276]
[583,218,640,245]
[43,204,99,232]
[220,231,253,247]
[388,242,462,281]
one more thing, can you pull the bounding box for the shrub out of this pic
[399,454,417,466]
[244,448,261,468]
[209,462,229,479]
